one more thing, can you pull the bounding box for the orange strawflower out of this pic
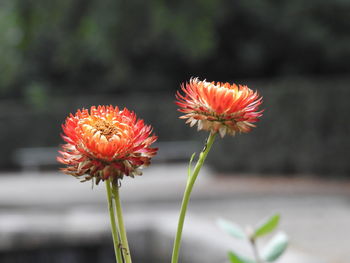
[57,105,157,184]
[175,78,263,137]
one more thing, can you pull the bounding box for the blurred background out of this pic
[0,0,349,262]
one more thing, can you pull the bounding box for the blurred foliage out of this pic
[0,0,349,98]
[218,213,288,263]
[24,81,49,111]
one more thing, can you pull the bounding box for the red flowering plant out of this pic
[57,80,263,263]
[171,78,263,263]
[58,105,157,263]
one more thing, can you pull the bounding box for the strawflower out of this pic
[171,78,263,263]
[57,105,157,263]
[176,77,263,137]
[57,105,157,184]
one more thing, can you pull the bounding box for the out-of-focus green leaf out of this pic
[217,218,246,239]
[253,213,280,238]
[228,251,256,263]
[261,231,289,262]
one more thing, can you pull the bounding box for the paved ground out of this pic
[0,164,349,263]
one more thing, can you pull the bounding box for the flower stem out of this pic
[251,238,262,263]
[112,183,132,263]
[171,132,217,263]
[105,179,124,263]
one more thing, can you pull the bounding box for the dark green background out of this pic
[0,0,349,174]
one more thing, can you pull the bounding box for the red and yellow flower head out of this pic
[176,78,263,137]
[57,105,158,184]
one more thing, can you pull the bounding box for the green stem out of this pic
[171,132,217,263]
[105,179,124,263]
[112,183,132,263]
[251,238,262,263]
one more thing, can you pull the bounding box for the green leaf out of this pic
[228,251,256,263]
[261,231,289,262]
[187,153,196,178]
[217,218,246,239]
[253,213,280,238]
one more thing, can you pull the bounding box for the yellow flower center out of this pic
[94,119,120,140]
